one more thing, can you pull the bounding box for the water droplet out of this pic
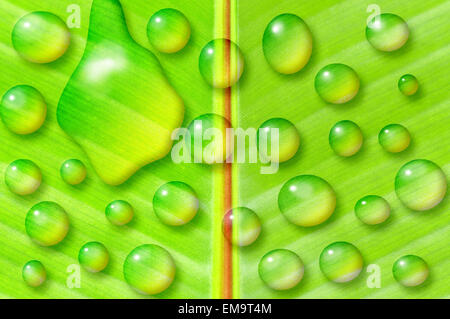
[258,118,300,163]
[223,207,261,246]
[187,113,232,164]
[393,255,429,287]
[329,120,363,157]
[25,201,69,246]
[395,159,447,211]
[78,241,109,273]
[258,249,304,290]
[278,175,336,227]
[355,195,390,225]
[57,0,184,186]
[1,85,47,135]
[12,11,70,63]
[315,64,360,104]
[378,123,410,153]
[123,244,175,295]
[366,13,409,52]
[262,13,312,74]
[105,200,134,226]
[153,181,199,226]
[60,159,87,185]
[5,159,41,195]
[199,39,244,88]
[22,260,46,287]
[319,242,363,283]
[398,74,419,96]
[147,8,190,53]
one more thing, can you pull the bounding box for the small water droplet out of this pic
[153,181,199,226]
[395,159,447,211]
[258,249,304,290]
[393,255,429,287]
[315,64,360,104]
[199,39,244,88]
[187,113,232,164]
[60,159,87,185]
[147,8,190,53]
[278,175,336,227]
[223,207,261,247]
[398,74,419,96]
[22,260,46,287]
[78,241,109,273]
[262,13,312,74]
[329,120,363,157]
[1,85,47,135]
[12,11,70,63]
[378,123,411,153]
[319,242,363,283]
[5,159,41,195]
[258,118,300,163]
[366,13,409,52]
[123,244,175,295]
[25,201,69,246]
[355,195,390,225]
[105,200,134,226]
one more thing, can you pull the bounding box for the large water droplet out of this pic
[262,13,312,74]
[395,159,447,211]
[5,159,41,195]
[278,175,336,227]
[147,8,190,53]
[57,0,184,186]
[355,195,390,225]
[60,159,86,185]
[315,64,360,104]
[78,241,109,273]
[105,200,134,226]
[366,13,409,52]
[153,181,199,226]
[258,249,304,290]
[319,241,363,283]
[22,260,46,287]
[329,120,363,157]
[258,118,300,163]
[123,244,175,295]
[378,123,410,153]
[398,74,419,96]
[25,201,69,246]
[392,255,429,287]
[1,85,47,135]
[198,39,244,88]
[12,11,70,63]
[223,207,261,247]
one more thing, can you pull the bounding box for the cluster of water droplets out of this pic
[2,2,445,295]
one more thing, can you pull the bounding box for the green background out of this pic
[237,0,449,298]
[0,0,448,298]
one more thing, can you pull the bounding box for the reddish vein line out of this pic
[222,0,233,299]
